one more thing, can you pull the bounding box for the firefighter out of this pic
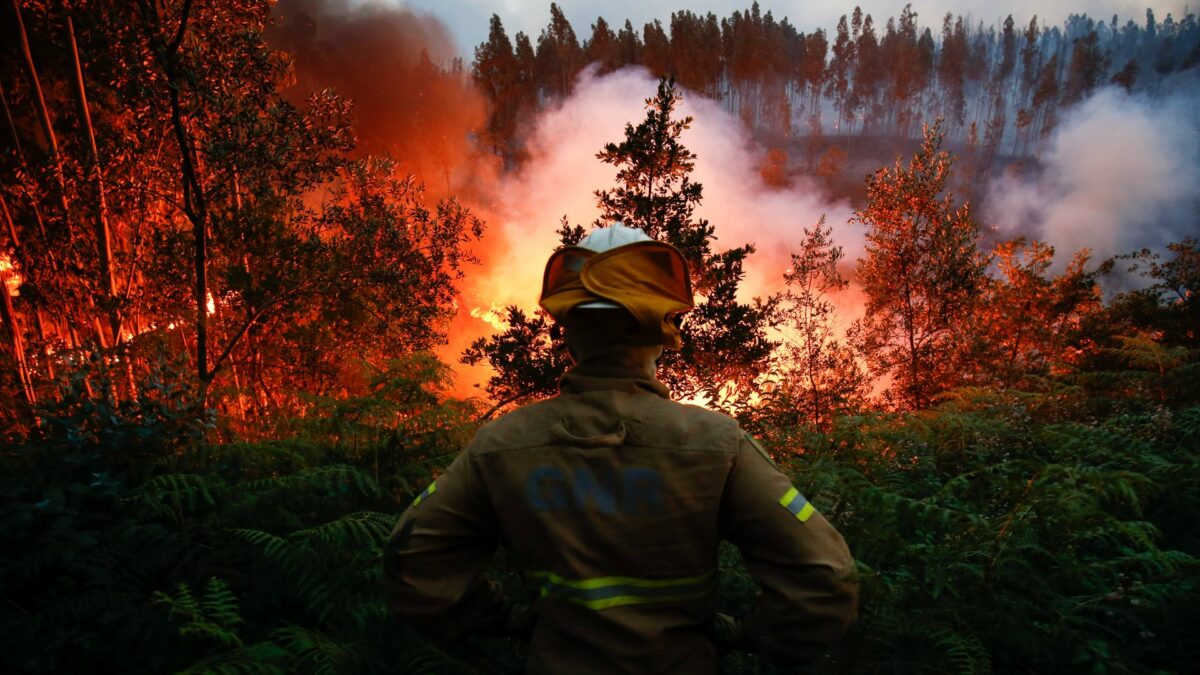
[383,224,859,674]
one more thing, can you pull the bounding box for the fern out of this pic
[290,511,395,549]
[154,578,244,649]
[136,473,226,522]
[272,624,357,675]
[176,642,288,675]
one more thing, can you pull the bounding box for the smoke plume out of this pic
[985,86,1200,270]
[461,66,859,380]
[268,0,492,194]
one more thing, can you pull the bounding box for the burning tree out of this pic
[850,119,988,410]
[767,217,866,429]
[0,1,481,424]
[971,239,1100,388]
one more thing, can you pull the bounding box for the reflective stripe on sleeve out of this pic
[529,569,715,611]
[778,486,816,522]
[411,481,437,507]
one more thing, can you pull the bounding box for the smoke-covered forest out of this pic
[1,1,1197,673]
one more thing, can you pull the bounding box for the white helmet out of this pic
[574,223,651,309]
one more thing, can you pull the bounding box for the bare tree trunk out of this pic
[0,278,36,408]
[68,16,120,346]
[12,0,72,223]
[0,192,19,250]
[137,0,209,390]
[1,190,35,407]
[14,1,113,354]
[0,81,22,155]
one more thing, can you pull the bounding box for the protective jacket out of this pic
[383,356,859,674]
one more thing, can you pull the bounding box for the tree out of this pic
[825,14,854,131]
[593,78,776,404]
[614,20,642,67]
[535,3,582,99]
[1102,238,1200,348]
[1032,53,1061,138]
[585,17,618,74]
[461,307,570,419]
[641,20,670,77]
[669,11,722,97]
[0,1,482,420]
[1062,30,1109,106]
[771,217,865,429]
[971,239,1100,387]
[850,119,988,409]
[465,78,776,409]
[850,14,881,131]
[939,14,969,128]
[473,15,519,155]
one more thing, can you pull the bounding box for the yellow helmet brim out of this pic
[539,241,694,350]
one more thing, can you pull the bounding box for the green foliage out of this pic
[4,298,1199,675]
[0,356,516,675]
[756,392,1200,674]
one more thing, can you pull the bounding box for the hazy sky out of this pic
[390,1,1190,56]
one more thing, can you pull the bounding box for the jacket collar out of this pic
[558,347,671,399]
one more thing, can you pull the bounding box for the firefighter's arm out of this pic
[719,434,859,663]
[382,447,514,643]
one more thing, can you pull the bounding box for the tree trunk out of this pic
[138,0,208,387]
[12,0,73,224]
[0,81,22,155]
[68,16,120,346]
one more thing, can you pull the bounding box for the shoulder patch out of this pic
[743,433,778,468]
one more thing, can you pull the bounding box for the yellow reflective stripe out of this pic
[411,481,437,507]
[530,569,715,611]
[797,501,816,522]
[779,486,816,522]
[568,590,712,611]
[778,486,799,508]
[530,569,714,590]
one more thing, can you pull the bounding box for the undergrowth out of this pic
[2,353,1198,674]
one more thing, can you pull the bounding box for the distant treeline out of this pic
[474,3,1200,160]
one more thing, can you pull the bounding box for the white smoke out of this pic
[985,86,1200,269]
[473,65,855,314]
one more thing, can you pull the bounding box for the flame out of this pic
[0,253,21,297]
[469,303,509,332]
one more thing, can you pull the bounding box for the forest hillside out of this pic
[1,2,1197,673]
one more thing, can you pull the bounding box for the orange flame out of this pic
[469,303,509,332]
[0,254,21,297]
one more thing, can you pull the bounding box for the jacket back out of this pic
[383,366,858,674]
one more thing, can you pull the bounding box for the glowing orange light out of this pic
[0,254,21,297]
[469,303,508,331]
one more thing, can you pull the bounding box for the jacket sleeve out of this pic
[719,433,859,663]
[381,446,510,643]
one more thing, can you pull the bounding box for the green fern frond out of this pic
[154,578,245,649]
[176,640,289,675]
[241,465,380,499]
[272,624,357,675]
[289,511,395,549]
[135,473,225,520]
[930,623,992,675]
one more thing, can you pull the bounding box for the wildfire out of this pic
[0,254,20,297]
[469,303,509,332]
